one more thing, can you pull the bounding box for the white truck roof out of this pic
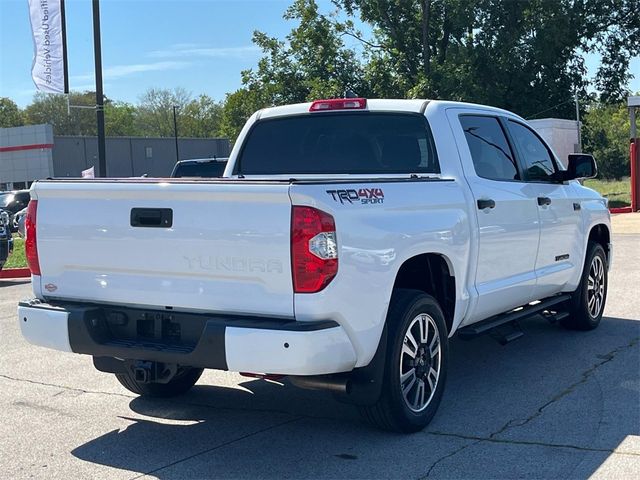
[257,99,525,121]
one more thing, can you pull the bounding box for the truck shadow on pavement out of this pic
[0,279,31,288]
[71,315,640,479]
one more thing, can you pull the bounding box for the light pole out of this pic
[173,105,180,163]
[575,91,582,153]
[92,0,106,177]
[629,95,639,212]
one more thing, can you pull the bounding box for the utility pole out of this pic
[575,92,582,153]
[92,0,106,177]
[173,105,180,163]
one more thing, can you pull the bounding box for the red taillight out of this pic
[25,200,40,276]
[291,206,338,293]
[309,98,367,112]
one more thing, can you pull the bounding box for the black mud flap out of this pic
[333,324,387,406]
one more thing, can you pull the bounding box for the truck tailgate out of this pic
[32,180,294,317]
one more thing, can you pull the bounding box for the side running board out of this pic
[458,294,571,340]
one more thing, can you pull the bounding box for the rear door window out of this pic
[236,113,439,175]
[460,115,520,181]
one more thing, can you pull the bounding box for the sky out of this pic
[0,0,638,108]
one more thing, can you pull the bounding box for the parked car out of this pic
[17,98,610,432]
[170,157,228,178]
[0,190,31,232]
[0,210,13,271]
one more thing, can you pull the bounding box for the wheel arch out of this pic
[588,223,611,264]
[391,253,456,334]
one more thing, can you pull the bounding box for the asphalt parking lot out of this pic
[1,232,639,479]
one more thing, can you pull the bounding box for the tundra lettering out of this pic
[183,255,284,274]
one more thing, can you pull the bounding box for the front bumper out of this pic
[18,300,357,376]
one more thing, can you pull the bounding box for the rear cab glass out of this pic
[235,113,439,175]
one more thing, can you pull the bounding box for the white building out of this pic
[0,124,54,191]
[529,118,580,168]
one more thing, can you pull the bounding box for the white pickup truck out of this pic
[18,98,611,432]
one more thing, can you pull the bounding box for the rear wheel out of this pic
[359,289,449,433]
[116,366,203,397]
[562,242,608,330]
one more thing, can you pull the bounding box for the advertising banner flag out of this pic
[27,0,69,94]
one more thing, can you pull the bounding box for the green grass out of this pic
[584,177,631,208]
[4,237,26,269]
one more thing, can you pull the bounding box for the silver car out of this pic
[13,207,26,238]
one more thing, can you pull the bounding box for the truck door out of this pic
[451,113,541,321]
[504,119,583,299]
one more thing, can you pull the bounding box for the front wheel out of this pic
[562,242,608,331]
[359,289,449,433]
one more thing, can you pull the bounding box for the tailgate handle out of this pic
[130,208,173,228]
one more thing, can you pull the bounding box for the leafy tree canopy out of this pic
[24,91,98,135]
[0,97,24,128]
[583,100,633,179]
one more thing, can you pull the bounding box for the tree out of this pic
[24,91,98,135]
[243,0,366,102]
[588,0,640,104]
[179,95,223,138]
[219,0,367,141]
[0,97,24,128]
[135,87,192,137]
[333,0,640,116]
[583,101,631,179]
[218,89,270,143]
[105,102,137,136]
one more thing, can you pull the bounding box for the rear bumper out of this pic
[18,300,357,376]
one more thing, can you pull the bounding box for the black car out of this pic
[170,158,228,178]
[0,190,30,232]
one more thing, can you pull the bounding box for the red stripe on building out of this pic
[0,143,54,153]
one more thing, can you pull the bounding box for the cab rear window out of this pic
[236,113,439,175]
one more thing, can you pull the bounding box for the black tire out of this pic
[359,289,449,433]
[116,366,203,397]
[561,242,608,331]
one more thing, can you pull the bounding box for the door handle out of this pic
[130,208,173,228]
[477,199,496,210]
[537,197,552,206]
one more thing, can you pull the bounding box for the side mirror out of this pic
[564,154,597,180]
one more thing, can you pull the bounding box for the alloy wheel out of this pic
[399,313,441,412]
[587,255,605,318]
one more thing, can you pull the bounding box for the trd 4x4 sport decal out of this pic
[326,188,384,205]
